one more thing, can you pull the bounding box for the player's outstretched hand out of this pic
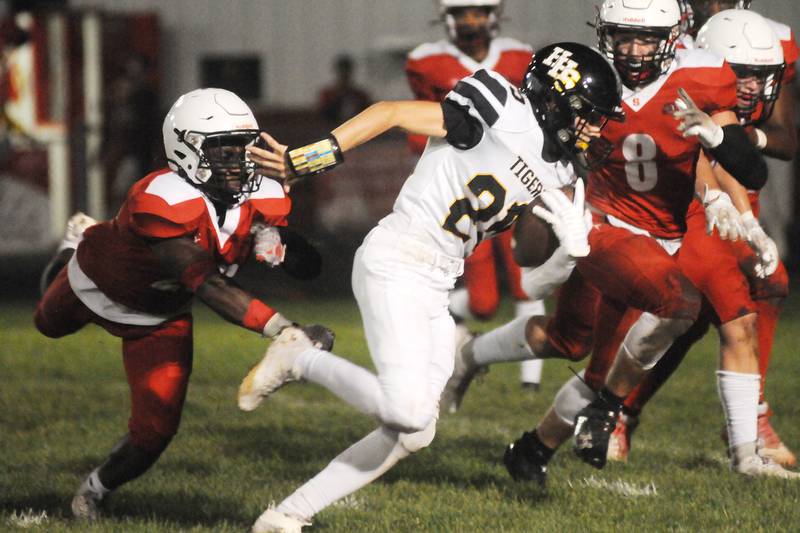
[531,180,591,259]
[301,324,336,351]
[673,88,724,148]
[700,186,745,241]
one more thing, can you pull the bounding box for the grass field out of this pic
[2,294,800,532]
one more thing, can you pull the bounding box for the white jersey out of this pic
[379,69,575,258]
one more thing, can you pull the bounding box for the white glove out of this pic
[673,88,724,148]
[251,223,286,266]
[531,179,591,259]
[742,211,779,279]
[700,185,745,241]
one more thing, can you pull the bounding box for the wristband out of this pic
[286,134,344,177]
[242,299,277,334]
[754,128,768,150]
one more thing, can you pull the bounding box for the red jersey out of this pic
[587,48,737,239]
[74,169,290,320]
[405,36,532,153]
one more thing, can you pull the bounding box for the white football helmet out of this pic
[596,0,682,87]
[696,9,784,124]
[163,88,261,206]
[437,0,503,41]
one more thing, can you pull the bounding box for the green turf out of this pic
[2,296,799,532]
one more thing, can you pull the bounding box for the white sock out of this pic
[520,359,543,384]
[277,426,405,521]
[472,316,535,366]
[84,469,110,496]
[716,370,760,448]
[448,287,474,321]
[516,300,545,383]
[295,348,382,419]
[514,299,545,318]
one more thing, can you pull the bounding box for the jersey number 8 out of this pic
[623,133,658,192]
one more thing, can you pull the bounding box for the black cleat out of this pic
[573,396,621,470]
[504,431,550,486]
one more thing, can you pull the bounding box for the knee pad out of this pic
[398,418,437,456]
[553,372,597,426]
[622,313,693,370]
[381,393,435,435]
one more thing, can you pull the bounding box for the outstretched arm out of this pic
[246,101,446,180]
[150,236,292,337]
[749,84,797,161]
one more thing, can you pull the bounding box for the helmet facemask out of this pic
[443,6,499,53]
[598,23,680,88]
[525,73,623,172]
[731,63,784,125]
[175,129,261,206]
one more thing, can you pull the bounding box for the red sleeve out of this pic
[494,50,534,87]
[124,190,206,240]
[251,196,292,227]
[405,57,439,102]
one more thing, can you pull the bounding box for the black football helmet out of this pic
[522,42,624,172]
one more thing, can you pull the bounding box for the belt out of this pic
[395,235,464,277]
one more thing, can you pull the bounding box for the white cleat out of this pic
[440,325,484,414]
[59,211,98,251]
[70,477,104,521]
[731,443,800,479]
[238,327,312,411]
[252,507,311,533]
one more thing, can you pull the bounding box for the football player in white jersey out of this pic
[236,42,624,532]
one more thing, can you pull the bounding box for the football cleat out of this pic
[503,431,549,486]
[756,410,797,468]
[573,395,621,470]
[238,327,312,411]
[59,211,98,251]
[252,507,311,533]
[606,412,639,463]
[731,443,800,480]
[70,474,105,521]
[440,325,485,414]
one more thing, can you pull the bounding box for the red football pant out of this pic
[547,219,701,373]
[35,266,193,452]
[463,231,528,319]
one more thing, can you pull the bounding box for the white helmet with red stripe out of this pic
[163,88,262,206]
[696,9,784,123]
[597,0,682,87]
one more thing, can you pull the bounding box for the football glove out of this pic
[531,179,591,259]
[742,212,779,279]
[701,185,745,241]
[673,88,724,148]
[251,223,286,266]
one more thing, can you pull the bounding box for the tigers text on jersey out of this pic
[380,69,574,259]
[405,37,533,153]
[71,169,290,324]
[587,47,737,239]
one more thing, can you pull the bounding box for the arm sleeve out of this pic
[708,125,768,190]
[520,247,576,301]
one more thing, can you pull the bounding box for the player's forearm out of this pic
[712,165,753,214]
[753,88,798,161]
[196,274,290,337]
[332,101,446,152]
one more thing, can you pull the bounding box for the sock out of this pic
[83,469,110,497]
[514,299,545,318]
[295,348,383,419]
[277,426,405,521]
[472,316,536,366]
[520,359,543,384]
[716,370,759,448]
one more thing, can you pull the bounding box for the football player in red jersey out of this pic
[610,5,798,467]
[501,0,798,483]
[406,0,546,389]
[34,88,333,520]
